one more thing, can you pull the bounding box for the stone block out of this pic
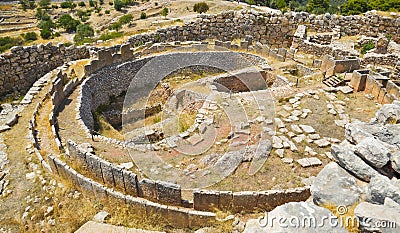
[92,182,107,199]
[145,201,168,218]
[47,155,59,175]
[111,165,125,192]
[138,178,157,202]
[167,206,189,228]
[232,191,258,213]
[85,154,104,183]
[122,170,138,197]
[193,190,219,212]
[120,43,133,60]
[188,210,216,228]
[105,188,126,205]
[100,161,115,187]
[218,191,233,211]
[125,196,146,216]
[155,180,181,206]
[76,173,93,193]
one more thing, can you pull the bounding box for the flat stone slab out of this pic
[337,85,353,94]
[186,133,203,146]
[314,138,330,147]
[299,124,315,134]
[297,157,322,167]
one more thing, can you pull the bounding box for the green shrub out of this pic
[161,7,168,18]
[361,40,375,55]
[140,12,146,19]
[114,0,124,11]
[23,32,38,41]
[51,4,58,9]
[119,14,133,24]
[40,28,52,39]
[0,36,23,53]
[99,31,123,41]
[105,9,110,14]
[193,2,209,14]
[79,1,86,7]
[54,31,61,37]
[60,0,76,9]
[109,21,122,31]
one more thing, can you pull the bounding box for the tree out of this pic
[78,1,86,7]
[74,24,94,43]
[306,0,329,13]
[109,22,122,31]
[119,14,133,24]
[246,0,256,5]
[140,12,147,19]
[114,0,124,11]
[161,7,169,19]
[39,0,51,9]
[276,0,287,9]
[36,8,50,20]
[193,2,209,14]
[341,0,370,15]
[57,14,80,33]
[38,19,55,30]
[60,0,77,10]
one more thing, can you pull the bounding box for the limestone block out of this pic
[122,170,138,197]
[85,154,104,183]
[138,178,157,202]
[155,180,181,206]
[233,191,258,213]
[100,161,115,187]
[111,165,125,192]
[125,196,146,215]
[193,190,219,211]
[188,210,216,228]
[218,191,233,211]
[167,206,189,228]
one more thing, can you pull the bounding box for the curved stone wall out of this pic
[0,43,89,96]
[127,10,400,48]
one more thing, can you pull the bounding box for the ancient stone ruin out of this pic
[0,8,399,233]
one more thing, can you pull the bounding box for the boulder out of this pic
[331,144,380,182]
[355,137,391,169]
[373,101,400,124]
[354,202,400,233]
[390,151,400,174]
[366,174,400,205]
[243,202,347,233]
[311,162,362,206]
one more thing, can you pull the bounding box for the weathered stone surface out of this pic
[373,100,400,124]
[355,137,391,168]
[366,174,400,205]
[243,202,347,233]
[311,162,362,206]
[156,180,182,206]
[296,157,322,167]
[331,144,379,182]
[390,151,400,174]
[138,178,157,202]
[355,202,400,233]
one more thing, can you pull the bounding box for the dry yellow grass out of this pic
[323,203,360,233]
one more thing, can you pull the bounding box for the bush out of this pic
[99,0,104,4]
[40,28,52,39]
[35,8,50,20]
[361,40,375,54]
[140,12,146,19]
[105,9,110,14]
[341,0,370,16]
[109,21,122,31]
[78,1,85,7]
[0,36,23,52]
[51,4,58,9]
[54,31,61,37]
[99,31,123,41]
[39,0,50,9]
[114,0,124,10]
[193,2,209,14]
[57,14,80,33]
[38,19,55,30]
[109,1,113,5]
[89,0,97,7]
[23,32,38,41]
[119,14,133,24]
[60,0,76,9]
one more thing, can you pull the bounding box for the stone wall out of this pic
[47,155,217,228]
[66,140,183,206]
[193,187,310,213]
[127,10,400,50]
[350,69,400,104]
[0,43,89,96]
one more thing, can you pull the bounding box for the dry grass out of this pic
[323,203,360,233]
